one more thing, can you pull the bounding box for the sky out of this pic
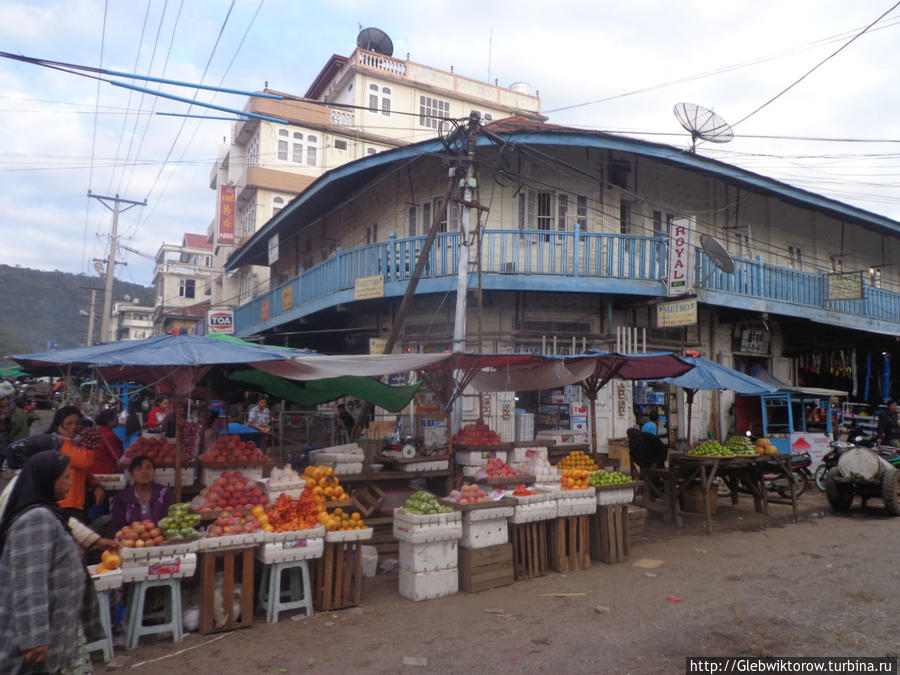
[0,0,897,287]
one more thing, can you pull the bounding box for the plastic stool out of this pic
[259,560,313,623]
[125,579,183,649]
[85,589,113,662]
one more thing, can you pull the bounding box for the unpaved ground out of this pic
[97,491,900,675]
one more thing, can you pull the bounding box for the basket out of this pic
[680,483,717,514]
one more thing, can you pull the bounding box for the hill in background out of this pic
[0,264,155,356]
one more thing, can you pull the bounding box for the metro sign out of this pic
[207,310,234,334]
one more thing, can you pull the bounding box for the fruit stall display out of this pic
[200,509,267,549]
[78,426,103,450]
[588,469,634,488]
[395,493,463,601]
[158,502,202,540]
[561,469,592,490]
[124,436,180,466]
[451,419,508,448]
[265,491,320,534]
[200,435,269,464]
[177,420,201,458]
[192,470,268,514]
[590,470,639,505]
[477,457,536,486]
[441,484,515,511]
[558,450,599,472]
[115,520,168,549]
[754,437,779,455]
[403,491,455,515]
[92,549,122,575]
[688,439,761,458]
[725,436,757,456]
[260,466,306,501]
[302,465,349,504]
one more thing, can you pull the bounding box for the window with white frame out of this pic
[870,266,883,288]
[576,195,588,230]
[272,196,285,217]
[419,95,450,130]
[306,134,318,166]
[277,128,289,161]
[366,147,378,156]
[204,255,212,267]
[381,86,391,116]
[788,245,803,270]
[368,84,379,112]
[247,133,259,167]
[178,279,196,299]
[334,138,348,151]
[368,83,391,116]
[239,198,257,237]
[292,132,304,163]
[557,195,568,231]
[422,202,432,233]
[239,274,255,304]
[830,254,844,273]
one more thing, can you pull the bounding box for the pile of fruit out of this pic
[317,507,366,532]
[558,450,598,472]
[205,510,265,537]
[157,502,202,540]
[194,471,267,512]
[200,435,269,464]
[403,491,454,515]
[755,438,778,455]
[725,436,756,456]
[302,465,348,503]
[178,421,200,454]
[561,469,591,490]
[124,437,177,465]
[78,426,103,451]
[484,457,521,478]
[688,440,731,457]
[452,419,502,446]
[93,550,122,575]
[588,470,633,487]
[511,485,536,497]
[447,484,494,505]
[115,520,165,548]
[264,491,320,532]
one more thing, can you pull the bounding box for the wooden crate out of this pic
[590,505,630,564]
[198,547,255,635]
[607,438,632,475]
[627,505,648,540]
[680,483,717,514]
[313,541,363,611]
[548,516,591,573]
[351,483,386,518]
[510,521,548,580]
[458,543,514,593]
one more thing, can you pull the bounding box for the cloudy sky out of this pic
[0,0,897,285]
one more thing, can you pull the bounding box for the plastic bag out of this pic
[4,434,62,469]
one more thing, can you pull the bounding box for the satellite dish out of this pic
[123,294,131,302]
[700,234,735,275]
[357,27,393,56]
[674,103,733,153]
[94,261,106,276]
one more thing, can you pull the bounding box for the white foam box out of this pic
[461,465,485,478]
[325,527,373,543]
[120,553,197,582]
[257,537,324,564]
[455,449,507,466]
[400,459,449,472]
[264,525,325,543]
[201,465,264,486]
[398,567,459,602]
[88,564,123,592]
[460,518,509,549]
[310,445,364,464]
[332,462,363,476]
[507,446,549,463]
[463,506,514,522]
[511,500,558,524]
[155,468,195,487]
[197,532,266,551]
[119,540,200,561]
[393,508,462,544]
[362,545,378,578]
[556,497,597,517]
[596,487,635,505]
[399,539,459,573]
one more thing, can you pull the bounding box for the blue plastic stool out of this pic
[85,589,113,662]
[125,579,183,649]
[258,560,313,623]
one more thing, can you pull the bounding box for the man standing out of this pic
[247,397,270,451]
[877,399,900,447]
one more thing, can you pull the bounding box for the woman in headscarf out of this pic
[45,405,99,523]
[0,451,103,673]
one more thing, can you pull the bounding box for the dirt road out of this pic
[97,492,900,675]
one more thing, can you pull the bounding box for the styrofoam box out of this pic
[508,447,549,463]
[264,526,325,543]
[89,564,123,592]
[201,466,263,486]
[505,489,555,504]
[399,567,459,602]
[557,498,597,517]
[511,501,558,524]
[463,506,514,522]
[331,462,363,476]
[455,449,507,466]
[197,532,266,551]
[461,465,485,478]
[120,553,196,582]
[597,487,635,505]
[325,527,373,543]
[558,487,596,499]
[362,545,378,578]
[460,519,508,548]
[155,468,195,487]
[393,508,463,544]
[266,487,305,502]
[399,539,458,573]
[401,459,449,472]
[120,539,199,561]
[94,473,127,491]
[257,537,325,564]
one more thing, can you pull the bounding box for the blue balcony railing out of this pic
[234,228,900,333]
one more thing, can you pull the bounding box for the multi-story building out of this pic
[152,233,214,335]
[224,117,900,449]
[111,300,154,341]
[204,29,543,316]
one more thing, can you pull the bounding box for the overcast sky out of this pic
[0,0,897,286]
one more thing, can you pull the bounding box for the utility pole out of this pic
[80,287,100,346]
[452,111,481,353]
[88,191,146,343]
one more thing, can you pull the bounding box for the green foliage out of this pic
[0,265,154,356]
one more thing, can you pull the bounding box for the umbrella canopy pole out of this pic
[587,388,598,457]
[686,388,696,447]
[174,402,183,502]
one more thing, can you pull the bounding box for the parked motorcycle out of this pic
[760,452,812,498]
[815,441,854,492]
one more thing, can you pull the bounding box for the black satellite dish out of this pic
[674,102,733,153]
[357,27,394,56]
[700,234,735,275]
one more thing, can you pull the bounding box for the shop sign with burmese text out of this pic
[355,274,384,300]
[825,271,863,301]
[657,297,697,327]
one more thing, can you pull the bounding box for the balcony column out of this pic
[755,255,764,296]
[573,223,581,278]
[388,233,397,282]
[335,247,344,289]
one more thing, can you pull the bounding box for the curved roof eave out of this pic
[226,129,899,271]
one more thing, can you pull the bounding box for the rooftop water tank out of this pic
[509,82,533,95]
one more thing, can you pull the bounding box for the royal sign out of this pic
[207,310,235,335]
[667,216,694,296]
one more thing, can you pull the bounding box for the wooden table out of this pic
[649,453,799,533]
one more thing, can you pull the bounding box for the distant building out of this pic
[152,233,214,335]
[111,301,153,341]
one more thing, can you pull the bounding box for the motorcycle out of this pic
[815,441,854,492]
[760,451,812,498]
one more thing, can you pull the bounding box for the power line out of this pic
[82,0,109,276]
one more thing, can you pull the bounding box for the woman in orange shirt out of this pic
[45,406,99,523]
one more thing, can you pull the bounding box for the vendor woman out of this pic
[109,455,173,533]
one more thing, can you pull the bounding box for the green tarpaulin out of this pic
[0,365,26,378]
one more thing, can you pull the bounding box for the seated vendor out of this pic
[627,427,669,474]
[109,455,173,533]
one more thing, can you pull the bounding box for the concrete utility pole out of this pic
[88,191,146,343]
[83,287,99,346]
[452,111,481,353]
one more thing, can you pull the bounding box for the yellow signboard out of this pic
[282,286,293,310]
[369,338,387,355]
[355,274,385,300]
[656,298,697,327]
